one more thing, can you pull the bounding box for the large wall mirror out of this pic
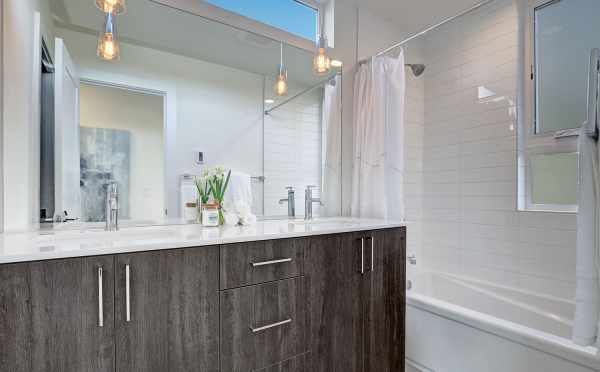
[37,0,342,227]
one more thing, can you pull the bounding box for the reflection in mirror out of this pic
[38,0,341,228]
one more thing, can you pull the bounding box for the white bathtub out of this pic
[406,271,600,372]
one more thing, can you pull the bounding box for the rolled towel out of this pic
[240,212,257,226]
[224,212,240,226]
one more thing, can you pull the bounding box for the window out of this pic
[204,0,319,41]
[520,0,599,212]
[534,0,600,134]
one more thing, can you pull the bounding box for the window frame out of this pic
[205,0,322,43]
[519,0,580,213]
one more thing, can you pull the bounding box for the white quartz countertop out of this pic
[0,218,406,264]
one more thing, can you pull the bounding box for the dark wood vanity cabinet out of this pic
[0,256,115,372]
[305,233,364,372]
[305,227,406,372]
[114,247,219,372]
[0,247,219,372]
[362,228,406,372]
[0,227,405,372]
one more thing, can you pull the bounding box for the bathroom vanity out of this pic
[0,219,405,372]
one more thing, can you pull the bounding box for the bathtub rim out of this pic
[407,285,600,371]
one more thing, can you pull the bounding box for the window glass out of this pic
[534,0,600,133]
[205,0,318,41]
[530,152,578,205]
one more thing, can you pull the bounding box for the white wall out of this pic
[0,0,4,232]
[57,27,264,218]
[418,0,576,300]
[3,0,54,231]
[79,83,165,221]
[264,89,322,217]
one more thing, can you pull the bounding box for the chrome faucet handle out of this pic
[280,186,296,218]
[105,181,120,231]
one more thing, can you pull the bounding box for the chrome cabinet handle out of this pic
[98,267,104,327]
[125,264,131,322]
[251,258,293,267]
[360,238,365,274]
[250,318,292,333]
[370,236,375,272]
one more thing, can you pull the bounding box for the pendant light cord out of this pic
[280,42,283,66]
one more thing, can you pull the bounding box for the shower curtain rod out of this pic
[264,74,339,115]
[358,0,495,65]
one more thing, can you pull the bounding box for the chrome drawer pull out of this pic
[251,258,293,267]
[250,318,292,333]
[98,267,104,327]
[370,236,375,272]
[125,264,131,322]
[360,238,365,274]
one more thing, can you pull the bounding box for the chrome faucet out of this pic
[279,186,296,218]
[304,185,322,220]
[105,182,119,231]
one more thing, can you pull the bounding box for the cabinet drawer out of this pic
[220,277,307,372]
[255,353,308,372]
[220,238,306,289]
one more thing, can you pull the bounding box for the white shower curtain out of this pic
[351,50,406,220]
[321,75,342,217]
[573,128,600,347]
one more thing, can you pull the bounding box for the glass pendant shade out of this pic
[274,42,288,96]
[313,35,331,75]
[275,65,288,96]
[97,13,120,61]
[95,0,126,15]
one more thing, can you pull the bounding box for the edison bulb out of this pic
[275,72,288,96]
[96,0,126,15]
[313,47,331,75]
[98,32,120,61]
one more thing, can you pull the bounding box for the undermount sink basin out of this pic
[34,226,176,243]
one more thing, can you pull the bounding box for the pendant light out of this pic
[313,15,331,75]
[95,0,126,15]
[275,42,288,96]
[97,12,120,61]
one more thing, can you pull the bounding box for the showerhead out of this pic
[406,64,426,77]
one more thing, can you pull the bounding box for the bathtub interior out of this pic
[408,271,574,340]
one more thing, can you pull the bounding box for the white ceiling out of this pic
[355,0,484,34]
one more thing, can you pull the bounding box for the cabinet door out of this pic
[115,247,219,372]
[363,228,406,372]
[305,233,364,372]
[0,256,115,372]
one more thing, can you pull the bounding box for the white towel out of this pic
[179,175,197,218]
[573,128,600,346]
[223,170,253,212]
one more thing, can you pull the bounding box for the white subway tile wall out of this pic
[264,89,323,217]
[405,44,426,266]
[411,0,576,300]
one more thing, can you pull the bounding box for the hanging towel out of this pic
[179,175,197,218]
[223,170,253,212]
[573,127,600,346]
